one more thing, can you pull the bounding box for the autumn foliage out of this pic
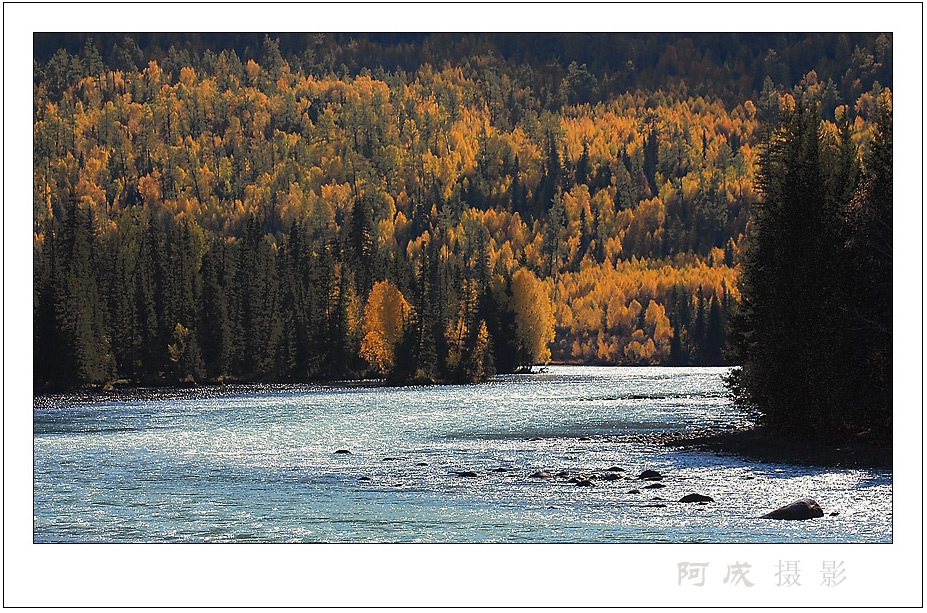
[32,34,891,388]
[360,281,411,373]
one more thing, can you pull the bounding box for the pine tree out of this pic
[52,199,115,385]
[200,237,233,380]
[726,97,885,441]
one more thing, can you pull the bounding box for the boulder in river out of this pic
[760,498,825,520]
[627,489,640,494]
[531,471,553,479]
[603,473,623,481]
[574,479,594,487]
[334,449,352,454]
[680,493,715,503]
[643,482,666,489]
[455,471,479,478]
[606,466,625,472]
[639,469,663,480]
[556,471,571,478]
[492,467,509,473]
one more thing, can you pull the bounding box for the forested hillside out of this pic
[32,33,892,389]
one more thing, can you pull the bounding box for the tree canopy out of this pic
[32,34,891,390]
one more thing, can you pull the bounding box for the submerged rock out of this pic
[643,483,666,489]
[334,449,352,454]
[574,479,594,487]
[680,493,715,503]
[555,471,571,478]
[455,471,479,478]
[639,469,663,480]
[416,462,429,466]
[531,471,553,479]
[492,467,509,473]
[605,466,625,472]
[382,456,409,461]
[603,473,623,481]
[761,498,825,520]
[357,476,371,482]
[627,489,640,494]
[643,503,667,508]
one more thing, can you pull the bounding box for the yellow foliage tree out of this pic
[359,280,411,373]
[510,268,556,368]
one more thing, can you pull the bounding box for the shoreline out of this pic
[661,426,892,470]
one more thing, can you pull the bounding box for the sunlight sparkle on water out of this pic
[34,367,891,543]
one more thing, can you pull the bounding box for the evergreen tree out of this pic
[726,97,889,441]
[200,237,233,380]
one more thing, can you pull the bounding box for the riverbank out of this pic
[662,426,892,470]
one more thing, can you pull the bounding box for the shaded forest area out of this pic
[33,33,891,390]
[727,92,892,443]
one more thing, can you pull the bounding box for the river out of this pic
[33,366,892,543]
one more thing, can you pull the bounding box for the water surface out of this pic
[34,366,892,543]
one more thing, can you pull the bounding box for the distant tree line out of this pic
[34,32,892,114]
[34,202,557,389]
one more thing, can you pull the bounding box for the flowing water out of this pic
[33,366,892,543]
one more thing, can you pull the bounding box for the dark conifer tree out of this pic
[726,97,888,441]
[575,141,590,186]
[200,237,233,380]
[51,199,115,385]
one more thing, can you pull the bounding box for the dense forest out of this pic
[33,33,892,391]
[727,91,892,443]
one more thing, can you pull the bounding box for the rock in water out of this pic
[639,469,663,480]
[531,471,553,479]
[761,498,825,520]
[575,479,594,487]
[680,493,715,503]
[606,466,625,472]
[455,471,478,478]
[334,449,352,454]
[643,483,666,489]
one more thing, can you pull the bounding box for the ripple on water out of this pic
[33,366,891,543]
